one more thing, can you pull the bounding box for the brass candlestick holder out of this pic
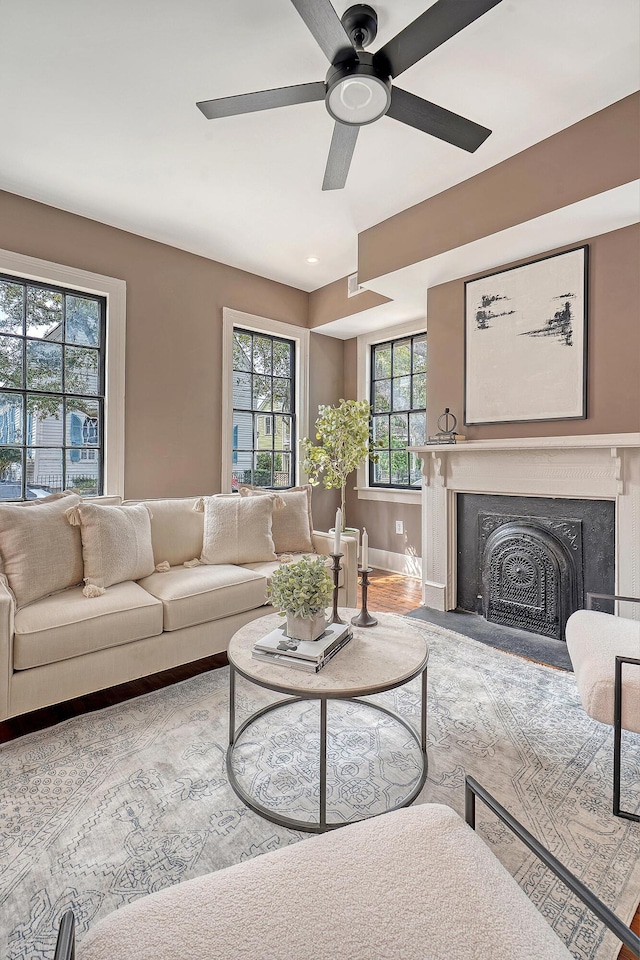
[351,567,378,627]
[329,552,346,625]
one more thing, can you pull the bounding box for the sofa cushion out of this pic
[13,581,163,670]
[238,484,314,554]
[137,564,268,632]
[0,491,83,608]
[242,555,343,588]
[199,495,279,565]
[67,501,156,592]
[124,497,205,567]
[77,803,572,960]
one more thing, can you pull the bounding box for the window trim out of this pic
[356,318,426,505]
[222,307,309,493]
[0,248,126,497]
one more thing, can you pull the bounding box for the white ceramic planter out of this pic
[286,611,327,642]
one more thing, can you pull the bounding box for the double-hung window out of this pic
[231,327,296,489]
[370,333,426,489]
[0,274,106,499]
[223,308,309,493]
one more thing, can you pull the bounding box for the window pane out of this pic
[409,411,427,447]
[393,340,411,376]
[28,394,64,445]
[273,340,291,377]
[233,331,252,371]
[372,415,389,448]
[373,379,391,413]
[409,452,422,486]
[66,400,100,446]
[413,336,426,372]
[254,451,273,487]
[255,413,273,449]
[0,448,22,499]
[273,414,292,451]
[27,447,63,495]
[0,281,23,334]
[232,371,251,409]
[392,375,411,411]
[26,287,62,339]
[374,344,391,380]
[272,377,291,413]
[253,375,272,409]
[412,373,426,409]
[65,346,100,396]
[391,451,409,485]
[390,413,408,448]
[233,410,252,450]
[0,335,23,388]
[66,453,100,497]
[252,337,272,374]
[0,392,23,444]
[26,341,62,392]
[65,295,100,346]
[374,451,390,484]
[273,451,292,488]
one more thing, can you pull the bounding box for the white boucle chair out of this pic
[53,777,639,960]
[566,592,640,822]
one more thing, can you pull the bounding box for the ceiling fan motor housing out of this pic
[325,52,391,126]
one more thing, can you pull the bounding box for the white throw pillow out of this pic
[238,484,314,554]
[0,491,84,608]
[66,501,155,595]
[199,495,281,565]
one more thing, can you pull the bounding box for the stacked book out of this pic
[252,621,352,673]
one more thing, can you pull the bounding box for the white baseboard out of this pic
[369,547,422,579]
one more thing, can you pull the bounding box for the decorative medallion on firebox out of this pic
[479,513,583,641]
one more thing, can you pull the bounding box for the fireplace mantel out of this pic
[409,434,640,614]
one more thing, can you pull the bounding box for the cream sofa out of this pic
[0,495,357,722]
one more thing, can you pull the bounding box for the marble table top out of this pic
[228,610,429,697]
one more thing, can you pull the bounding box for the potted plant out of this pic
[300,399,376,533]
[268,555,334,641]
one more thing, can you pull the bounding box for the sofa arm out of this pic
[0,573,16,721]
[312,531,358,609]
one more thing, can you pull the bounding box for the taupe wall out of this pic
[0,190,309,498]
[308,333,344,531]
[428,224,640,439]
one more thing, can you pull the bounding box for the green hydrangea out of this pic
[268,555,334,618]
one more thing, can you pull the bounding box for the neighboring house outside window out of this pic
[0,274,105,500]
[369,332,427,489]
[231,327,296,489]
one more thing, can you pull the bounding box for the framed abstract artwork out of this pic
[464,246,588,425]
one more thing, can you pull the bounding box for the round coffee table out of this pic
[227,610,429,833]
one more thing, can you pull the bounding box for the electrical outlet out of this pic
[395,520,404,535]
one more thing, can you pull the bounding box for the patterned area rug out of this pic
[1,619,639,960]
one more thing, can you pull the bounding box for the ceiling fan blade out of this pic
[387,87,491,153]
[289,0,357,65]
[322,122,359,191]
[374,0,504,79]
[197,81,325,120]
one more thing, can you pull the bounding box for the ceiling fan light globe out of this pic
[325,62,391,126]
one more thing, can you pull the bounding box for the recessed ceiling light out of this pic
[306,256,320,264]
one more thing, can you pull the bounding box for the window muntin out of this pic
[370,334,426,488]
[231,328,296,489]
[0,275,105,500]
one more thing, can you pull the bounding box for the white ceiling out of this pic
[0,0,638,294]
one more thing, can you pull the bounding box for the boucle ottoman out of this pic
[566,609,640,731]
[78,804,572,960]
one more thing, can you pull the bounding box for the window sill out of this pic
[354,487,422,505]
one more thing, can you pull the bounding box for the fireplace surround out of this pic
[410,435,640,623]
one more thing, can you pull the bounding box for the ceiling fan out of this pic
[197,0,503,190]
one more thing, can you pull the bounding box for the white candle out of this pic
[334,508,342,554]
[362,527,369,570]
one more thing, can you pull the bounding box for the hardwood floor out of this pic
[1,569,637,956]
